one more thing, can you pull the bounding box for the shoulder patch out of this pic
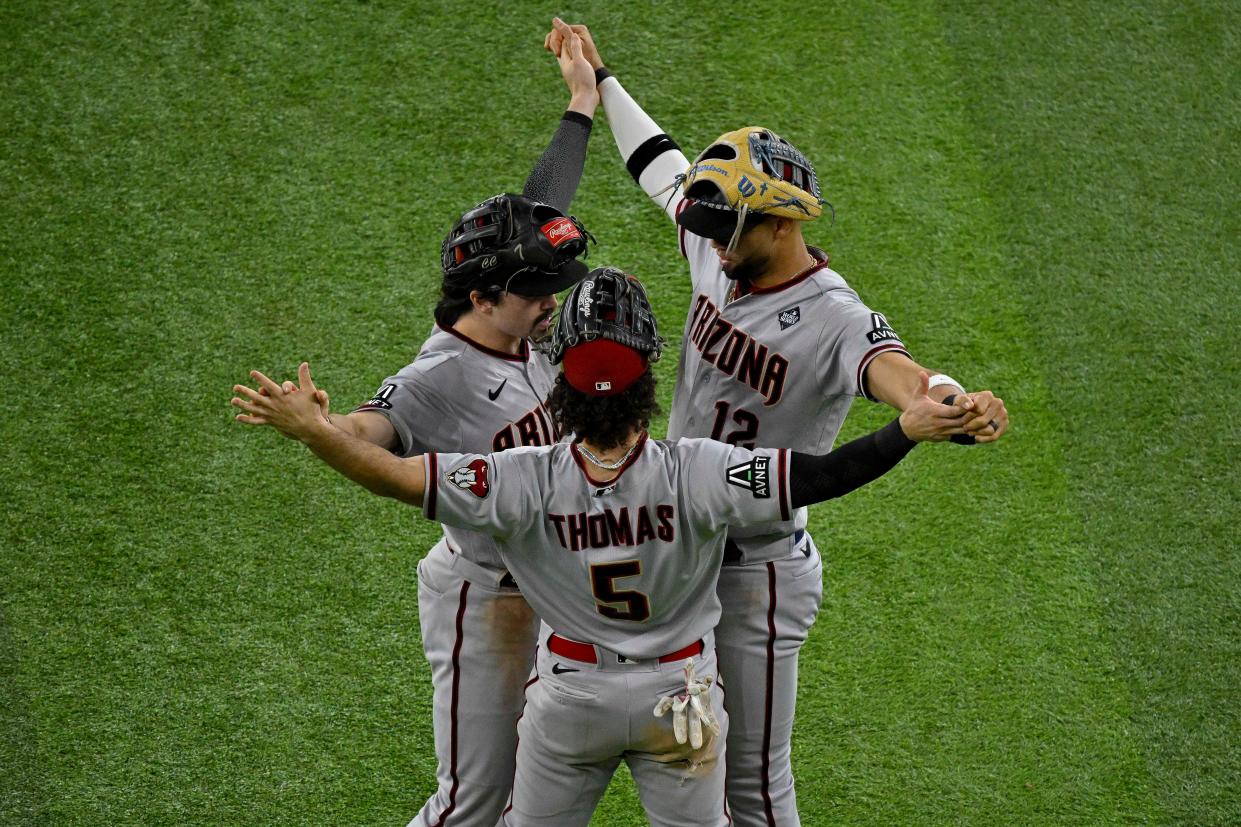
[447,458,490,498]
[866,312,900,344]
[778,306,801,330]
[726,456,771,499]
[359,383,397,410]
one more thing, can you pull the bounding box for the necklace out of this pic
[577,437,642,471]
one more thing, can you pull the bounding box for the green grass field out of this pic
[2,1,1237,824]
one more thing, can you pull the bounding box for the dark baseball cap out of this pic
[503,258,589,297]
[676,198,770,243]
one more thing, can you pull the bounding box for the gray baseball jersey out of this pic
[355,324,560,571]
[423,436,791,658]
[667,221,910,563]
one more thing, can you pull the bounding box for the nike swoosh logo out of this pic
[487,379,508,401]
[551,663,579,675]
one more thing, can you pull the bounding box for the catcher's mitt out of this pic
[549,267,663,364]
[549,267,664,396]
[440,193,592,297]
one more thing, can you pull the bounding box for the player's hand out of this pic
[897,371,971,442]
[232,362,329,441]
[956,389,1008,443]
[653,659,721,750]
[545,18,604,70]
[314,388,333,423]
[548,19,597,115]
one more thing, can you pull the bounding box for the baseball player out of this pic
[546,20,1010,825]
[231,268,972,826]
[234,31,603,827]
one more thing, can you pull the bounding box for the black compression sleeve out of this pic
[522,111,593,213]
[788,418,917,508]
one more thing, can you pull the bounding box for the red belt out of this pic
[547,633,704,665]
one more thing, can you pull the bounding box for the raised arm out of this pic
[232,363,427,506]
[523,24,598,212]
[546,19,690,221]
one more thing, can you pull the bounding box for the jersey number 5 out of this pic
[590,561,651,622]
[710,401,759,449]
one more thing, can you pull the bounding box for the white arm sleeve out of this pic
[598,75,691,222]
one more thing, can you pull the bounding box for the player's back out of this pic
[425,437,791,659]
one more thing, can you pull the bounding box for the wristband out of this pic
[595,66,614,84]
[927,373,965,394]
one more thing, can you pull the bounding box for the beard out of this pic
[721,252,771,283]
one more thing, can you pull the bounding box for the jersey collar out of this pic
[441,324,530,363]
[570,431,650,487]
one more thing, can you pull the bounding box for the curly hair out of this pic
[546,370,660,450]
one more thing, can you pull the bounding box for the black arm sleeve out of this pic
[789,418,917,508]
[522,111,593,213]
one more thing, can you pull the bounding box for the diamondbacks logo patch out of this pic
[866,312,900,344]
[726,456,771,499]
[540,217,582,248]
[778,306,801,330]
[360,383,396,410]
[447,458,490,498]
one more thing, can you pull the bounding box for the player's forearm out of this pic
[300,422,426,506]
[867,353,960,410]
[597,73,689,220]
[788,419,916,507]
[523,111,594,214]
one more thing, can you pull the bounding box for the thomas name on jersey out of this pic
[687,295,789,406]
[547,505,676,552]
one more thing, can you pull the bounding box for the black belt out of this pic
[723,529,808,565]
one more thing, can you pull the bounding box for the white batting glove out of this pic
[653,659,721,749]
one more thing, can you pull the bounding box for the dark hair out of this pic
[546,370,660,450]
[433,285,503,327]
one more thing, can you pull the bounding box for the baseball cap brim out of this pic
[505,259,589,297]
[676,200,745,243]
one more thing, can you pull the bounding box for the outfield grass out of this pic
[2,2,1236,824]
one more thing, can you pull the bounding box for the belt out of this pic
[547,633,704,665]
[723,529,808,565]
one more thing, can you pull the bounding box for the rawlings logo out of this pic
[447,458,490,499]
[577,280,595,316]
[540,217,581,248]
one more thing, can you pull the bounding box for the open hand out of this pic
[231,362,328,442]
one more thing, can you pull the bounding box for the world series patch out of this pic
[726,456,771,498]
[778,306,801,330]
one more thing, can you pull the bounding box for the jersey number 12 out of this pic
[710,401,759,449]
